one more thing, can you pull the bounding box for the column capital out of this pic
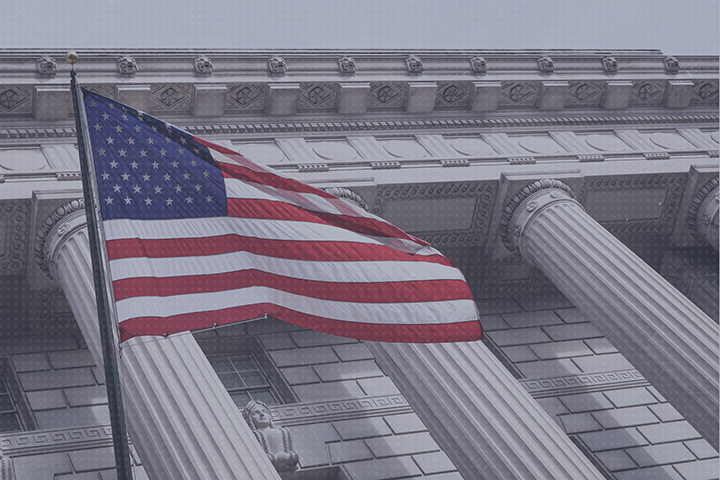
[499,179,578,257]
[34,198,86,280]
[688,177,719,250]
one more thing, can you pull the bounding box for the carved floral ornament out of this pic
[338,55,357,73]
[194,55,214,74]
[117,56,138,74]
[687,176,719,245]
[267,56,287,74]
[405,54,424,73]
[34,199,86,280]
[36,56,57,76]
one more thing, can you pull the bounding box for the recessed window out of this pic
[209,353,279,408]
[0,377,22,433]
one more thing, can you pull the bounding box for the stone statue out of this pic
[242,400,299,474]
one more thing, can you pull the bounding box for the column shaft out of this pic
[369,341,606,480]
[46,217,281,480]
[519,197,719,449]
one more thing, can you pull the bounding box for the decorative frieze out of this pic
[0,201,29,274]
[149,84,192,113]
[691,80,719,104]
[500,81,539,107]
[630,80,666,106]
[520,369,648,398]
[567,81,604,107]
[0,86,32,114]
[368,82,406,109]
[297,83,337,111]
[435,82,470,109]
[226,83,266,112]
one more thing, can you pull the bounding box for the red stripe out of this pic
[227,198,430,247]
[118,304,483,343]
[111,270,472,302]
[106,235,453,266]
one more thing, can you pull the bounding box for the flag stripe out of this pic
[111,269,472,303]
[119,304,482,343]
[106,235,454,266]
[108,251,467,283]
[115,286,478,324]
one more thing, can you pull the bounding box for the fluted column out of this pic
[688,177,719,251]
[35,201,281,480]
[368,341,604,480]
[500,179,720,449]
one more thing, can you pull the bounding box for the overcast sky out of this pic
[3,0,718,55]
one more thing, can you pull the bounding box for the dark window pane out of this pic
[251,389,278,405]
[0,394,14,413]
[217,373,243,390]
[208,357,234,373]
[229,355,255,371]
[0,379,7,394]
[0,413,20,432]
[230,391,251,409]
[241,371,267,387]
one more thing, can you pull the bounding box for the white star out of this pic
[127,138,135,145]
[175,185,182,193]
[151,161,159,169]
[101,172,110,180]
[132,185,142,194]
[121,173,130,181]
[194,184,202,191]
[139,149,147,157]
[183,172,191,180]
[137,113,144,121]
[121,114,129,121]
[171,160,179,168]
[178,148,184,155]
[206,195,213,202]
[160,148,167,157]
[106,136,114,144]
[190,159,198,166]
[89,100,97,107]
[124,196,132,205]
[179,137,187,145]
[115,125,123,133]
[142,173,151,182]
[108,104,115,110]
[185,196,194,204]
[134,125,142,133]
[104,197,114,205]
[118,149,127,157]
[151,126,157,132]
[192,148,200,155]
[163,173,171,181]
[165,137,172,144]
[97,148,106,156]
[147,137,154,145]
[109,160,119,168]
[112,184,122,192]
[130,161,139,169]
[154,186,163,194]
[165,198,174,206]
[93,123,102,131]
[144,197,153,205]
[203,170,210,177]
[102,113,110,120]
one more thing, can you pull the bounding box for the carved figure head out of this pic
[267,56,287,74]
[338,55,357,73]
[538,55,555,73]
[470,56,488,74]
[243,400,274,430]
[37,56,57,76]
[405,55,424,73]
[118,56,138,75]
[664,56,680,72]
[602,56,618,73]
[194,56,214,74]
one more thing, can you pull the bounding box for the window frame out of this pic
[0,357,37,432]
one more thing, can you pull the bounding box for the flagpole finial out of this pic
[65,51,78,66]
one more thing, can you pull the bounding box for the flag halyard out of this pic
[82,88,482,343]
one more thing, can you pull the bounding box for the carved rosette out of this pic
[470,56,487,74]
[499,179,578,257]
[405,55,424,73]
[267,56,287,74]
[602,56,618,73]
[338,55,357,74]
[117,56,138,74]
[664,56,680,72]
[688,177,720,250]
[34,199,86,280]
[36,56,57,76]
[323,187,369,211]
[537,55,555,73]
[194,55,214,74]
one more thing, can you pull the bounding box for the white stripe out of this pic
[108,250,465,283]
[115,286,478,325]
[103,217,435,256]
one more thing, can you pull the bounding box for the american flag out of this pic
[82,88,482,343]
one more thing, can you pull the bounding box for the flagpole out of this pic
[67,52,134,480]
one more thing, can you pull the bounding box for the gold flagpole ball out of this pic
[65,52,78,65]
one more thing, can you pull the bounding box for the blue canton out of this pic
[82,88,228,220]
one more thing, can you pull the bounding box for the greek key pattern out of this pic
[0,426,113,455]
[521,369,648,398]
[270,395,411,426]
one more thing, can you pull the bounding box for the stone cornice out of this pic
[0,113,717,141]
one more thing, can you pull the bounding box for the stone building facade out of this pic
[0,49,717,480]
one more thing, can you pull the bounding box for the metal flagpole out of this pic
[67,52,134,480]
